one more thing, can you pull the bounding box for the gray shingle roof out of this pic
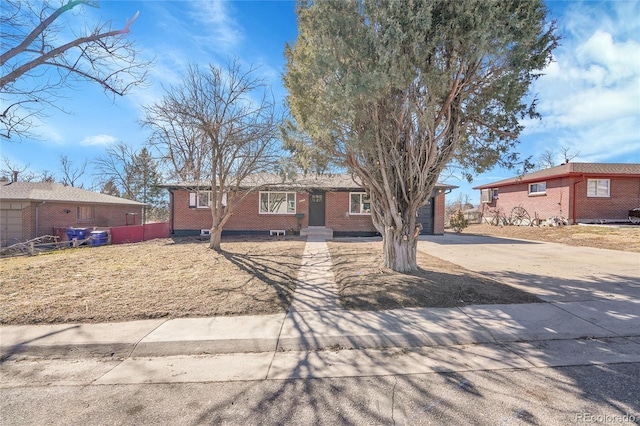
[160,173,458,191]
[0,182,146,206]
[473,163,640,189]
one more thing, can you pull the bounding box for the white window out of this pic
[587,179,610,197]
[481,188,498,203]
[189,191,227,208]
[350,192,371,214]
[77,206,94,221]
[528,182,546,195]
[197,192,211,208]
[260,192,296,214]
[189,191,212,208]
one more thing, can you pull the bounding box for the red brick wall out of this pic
[170,189,448,235]
[325,191,378,233]
[434,192,445,234]
[22,206,33,241]
[574,177,640,222]
[480,177,571,222]
[25,202,143,239]
[226,191,308,231]
[171,190,309,233]
[479,176,640,223]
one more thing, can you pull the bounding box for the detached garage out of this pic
[0,181,145,246]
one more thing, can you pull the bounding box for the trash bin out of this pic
[65,228,88,246]
[90,231,109,246]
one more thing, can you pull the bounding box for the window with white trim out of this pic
[260,192,296,214]
[587,179,610,197]
[528,182,546,195]
[189,191,227,208]
[350,192,371,214]
[197,192,211,208]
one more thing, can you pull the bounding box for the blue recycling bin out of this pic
[65,228,88,246]
[90,231,109,246]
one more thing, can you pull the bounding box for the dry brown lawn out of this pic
[0,236,306,325]
[463,223,640,252]
[4,224,632,325]
[329,241,541,311]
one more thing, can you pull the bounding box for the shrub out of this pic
[450,209,468,233]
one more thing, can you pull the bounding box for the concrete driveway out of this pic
[417,233,640,302]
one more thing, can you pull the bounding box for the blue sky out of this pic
[2,0,639,204]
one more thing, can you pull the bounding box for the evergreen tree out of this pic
[285,0,558,272]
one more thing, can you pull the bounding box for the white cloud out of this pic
[576,31,640,82]
[80,134,118,146]
[522,4,640,162]
[34,123,65,145]
[187,1,244,52]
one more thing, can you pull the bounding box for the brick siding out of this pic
[480,176,640,223]
[574,177,640,222]
[434,192,445,234]
[170,189,447,235]
[24,202,143,239]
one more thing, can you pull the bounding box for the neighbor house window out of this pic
[528,182,546,195]
[260,192,295,214]
[77,206,94,221]
[350,192,371,214]
[587,179,610,197]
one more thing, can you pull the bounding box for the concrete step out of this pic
[300,227,333,238]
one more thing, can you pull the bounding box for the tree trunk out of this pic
[382,226,418,273]
[209,227,222,251]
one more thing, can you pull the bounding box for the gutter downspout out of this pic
[572,175,585,224]
[168,189,175,235]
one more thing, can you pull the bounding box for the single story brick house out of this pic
[0,181,146,245]
[473,162,640,224]
[161,173,456,238]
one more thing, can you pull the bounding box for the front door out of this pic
[308,191,326,226]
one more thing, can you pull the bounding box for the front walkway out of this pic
[288,236,342,312]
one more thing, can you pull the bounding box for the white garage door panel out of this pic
[1,209,23,244]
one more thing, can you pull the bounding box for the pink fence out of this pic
[109,222,170,244]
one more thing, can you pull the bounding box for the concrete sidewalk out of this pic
[2,236,640,382]
[2,299,639,359]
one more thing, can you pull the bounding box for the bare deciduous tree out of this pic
[537,148,557,170]
[1,0,150,140]
[536,146,580,170]
[1,156,45,182]
[143,59,281,250]
[59,155,86,187]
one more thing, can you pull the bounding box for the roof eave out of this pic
[473,171,640,190]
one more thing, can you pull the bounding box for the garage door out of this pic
[417,198,435,235]
[0,209,23,245]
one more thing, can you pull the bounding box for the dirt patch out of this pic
[328,241,541,311]
[463,224,640,252]
[0,236,306,325]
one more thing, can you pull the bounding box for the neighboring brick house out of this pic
[162,174,456,237]
[0,181,145,245]
[473,163,640,224]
